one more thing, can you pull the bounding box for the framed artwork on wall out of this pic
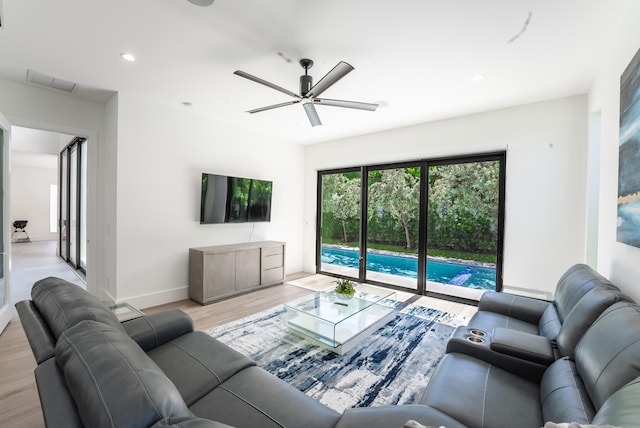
[618,47,640,248]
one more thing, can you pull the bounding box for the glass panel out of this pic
[426,160,500,300]
[366,166,420,289]
[319,171,361,279]
[69,145,77,265]
[59,151,68,260]
[80,141,87,270]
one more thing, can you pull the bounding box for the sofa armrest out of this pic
[334,405,467,428]
[446,326,549,382]
[490,327,555,366]
[478,291,551,324]
[15,300,56,364]
[122,309,194,352]
[35,358,84,428]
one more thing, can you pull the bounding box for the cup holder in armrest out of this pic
[468,329,486,337]
[466,335,485,344]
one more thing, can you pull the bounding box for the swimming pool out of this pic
[321,246,496,291]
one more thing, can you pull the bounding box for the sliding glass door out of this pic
[317,153,504,301]
[317,169,362,280]
[425,157,504,299]
[365,165,421,290]
[59,137,87,273]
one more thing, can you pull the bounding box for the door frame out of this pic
[0,113,12,334]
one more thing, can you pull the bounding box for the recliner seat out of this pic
[420,300,640,428]
[468,264,629,358]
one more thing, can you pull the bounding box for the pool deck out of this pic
[321,263,486,301]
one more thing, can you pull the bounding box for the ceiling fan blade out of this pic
[234,70,300,99]
[303,102,322,127]
[246,100,300,114]
[305,61,354,98]
[314,98,379,111]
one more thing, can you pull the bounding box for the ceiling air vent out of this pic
[26,70,78,93]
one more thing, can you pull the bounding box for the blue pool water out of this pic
[321,246,496,291]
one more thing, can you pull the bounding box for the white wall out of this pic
[113,93,305,308]
[588,2,640,302]
[304,96,588,295]
[10,161,57,241]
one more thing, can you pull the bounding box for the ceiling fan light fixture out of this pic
[303,102,322,127]
[187,0,214,6]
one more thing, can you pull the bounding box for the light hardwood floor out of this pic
[0,242,476,428]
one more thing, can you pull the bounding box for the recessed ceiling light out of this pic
[472,74,485,81]
[182,102,194,108]
[120,52,136,62]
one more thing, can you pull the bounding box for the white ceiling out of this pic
[0,0,629,145]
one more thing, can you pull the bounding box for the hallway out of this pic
[10,240,85,305]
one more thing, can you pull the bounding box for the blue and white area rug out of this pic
[207,303,468,413]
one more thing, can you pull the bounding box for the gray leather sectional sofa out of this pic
[14,266,640,428]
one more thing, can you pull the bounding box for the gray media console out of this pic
[188,241,286,304]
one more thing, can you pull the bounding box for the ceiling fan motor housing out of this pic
[300,74,313,96]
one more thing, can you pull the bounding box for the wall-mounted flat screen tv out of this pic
[200,173,273,224]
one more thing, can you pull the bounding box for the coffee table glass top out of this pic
[284,283,397,353]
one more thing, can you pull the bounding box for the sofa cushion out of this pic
[31,276,125,339]
[420,352,543,428]
[147,331,256,406]
[592,377,640,426]
[190,366,341,428]
[575,301,640,409]
[151,417,235,428]
[539,358,594,424]
[334,405,466,428]
[56,320,192,428]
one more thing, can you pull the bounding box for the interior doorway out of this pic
[10,127,87,297]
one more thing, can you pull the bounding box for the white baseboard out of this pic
[117,286,190,311]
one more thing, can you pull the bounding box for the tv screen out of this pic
[200,173,272,224]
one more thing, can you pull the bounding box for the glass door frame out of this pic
[316,151,506,302]
[316,167,364,281]
[59,137,87,274]
[361,161,425,292]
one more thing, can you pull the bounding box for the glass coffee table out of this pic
[284,283,396,354]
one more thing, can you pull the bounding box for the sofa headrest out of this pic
[575,301,640,409]
[31,277,125,339]
[556,287,631,358]
[56,320,193,428]
[554,264,618,323]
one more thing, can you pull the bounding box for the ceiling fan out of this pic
[234,59,379,127]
